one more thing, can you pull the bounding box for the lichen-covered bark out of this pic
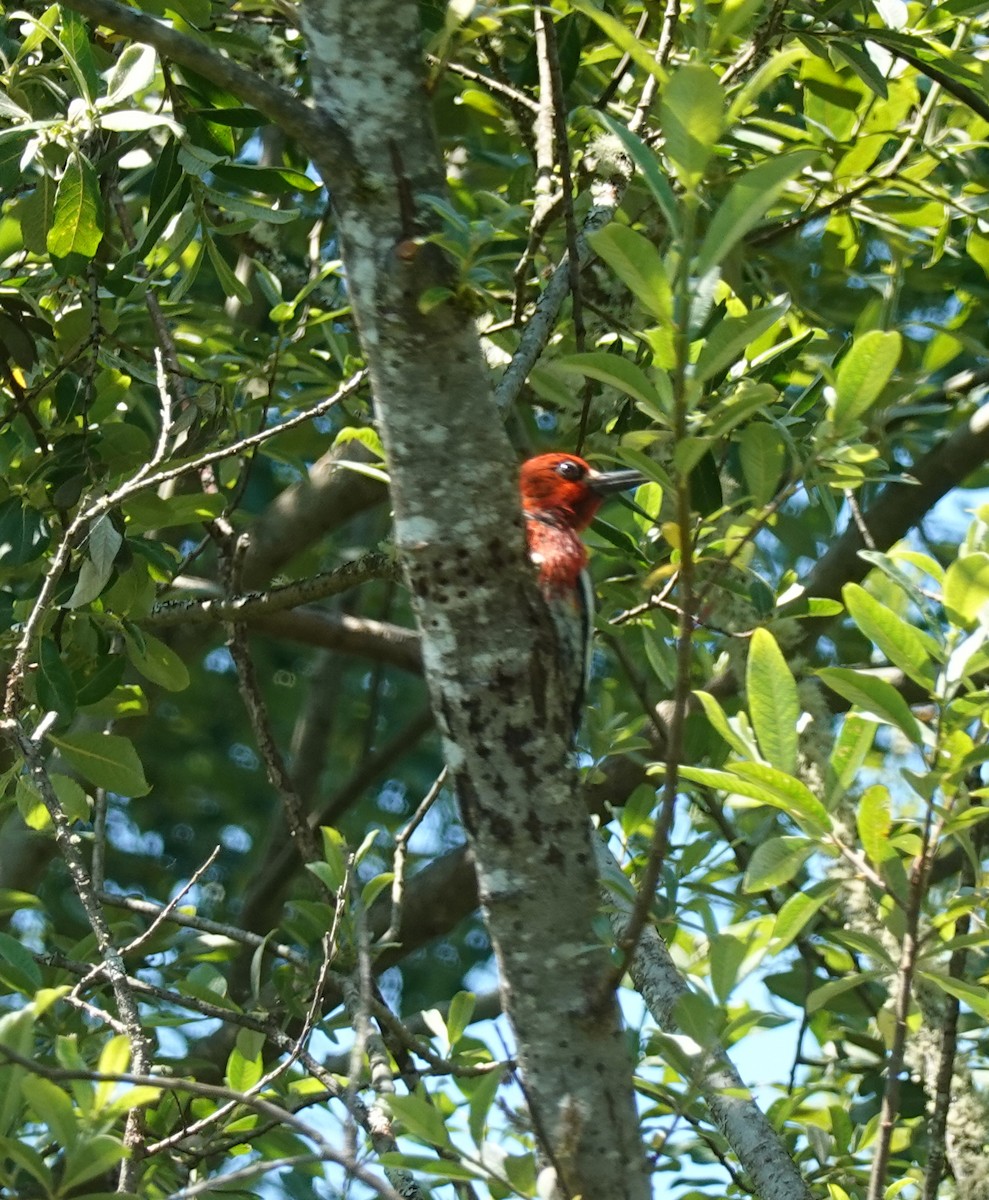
[300,3,648,1195]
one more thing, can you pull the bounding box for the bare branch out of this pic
[251,609,422,672]
[150,553,401,627]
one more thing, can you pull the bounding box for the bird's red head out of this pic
[519,453,642,532]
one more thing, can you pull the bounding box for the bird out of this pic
[519,453,642,733]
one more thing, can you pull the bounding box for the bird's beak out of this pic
[586,467,645,495]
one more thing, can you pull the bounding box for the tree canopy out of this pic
[3,0,989,1197]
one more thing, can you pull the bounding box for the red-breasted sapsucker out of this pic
[520,453,642,733]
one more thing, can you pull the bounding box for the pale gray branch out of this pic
[595,842,813,1200]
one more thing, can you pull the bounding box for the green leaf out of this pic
[23,1075,76,1150]
[694,302,788,384]
[842,582,934,688]
[967,228,989,281]
[593,111,680,237]
[586,224,672,323]
[709,932,749,1001]
[446,991,475,1045]
[771,881,840,950]
[48,732,151,797]
[0,1006,35,1137]
[674,435,716,476]
[816,667,924,745]
[832,330,902,432]
[205,234,252,305]
[225,1042,263,1092]
[360,871,393,910]
[556,352,666,414]
[37,637,77,714]
[53,774,90,823]
[386,1092,451,1148]
[739,422,785,507]
[211,161,321,195]
[746,628,799,773]
[98,109,181,134]
[0,1137,52,1193]
[103,42,157,105]
[944,552,989,624]
[827,713,875,806]
[669,763,830,833]
[15,777,49,832]
[60,5,99,97]
[319,826,348,891]
[693,690,753,758]
[60,1133,126,1193]
[856,784,892,867]
[47,152,104,259]
[0,497,49,566]
[122,490,226,533]
[727,45,808,123]
[705,382,779,440]
[743,836,814,892]
[0,931,41,995]
[378,1153,481,1182]
[918,971,989,1019]
[696,151,817,275]
[123,630,190,692]
[807,972,883,1014]
[88,514,123,578]
[660,63,723,192]
[94,1035,131,1113]
[466,1064,503,1147]
[66,556,115,609]
[828,928,896,968]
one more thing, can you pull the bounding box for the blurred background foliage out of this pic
[3,0,989,1196]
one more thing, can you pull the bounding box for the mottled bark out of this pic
[300,3,648,1195]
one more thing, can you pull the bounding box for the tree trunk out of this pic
[300,2,649,1195]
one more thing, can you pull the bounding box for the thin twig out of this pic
[922,867,971,1200]
[0,1044,403,1200]
[145,930,337,1158]
[513,5,560,325]
[98,891,308,968]
[720,0,788,88]
[595,9,651,108]
[379,768,448,946]
[70,846,222,998]
[433,54,540,113]
[2,371,367,715]
[751,68,944,249]
[225,561,320,864]
[0,722,153,1190]
[629,0,679,135]
[867,776,946,1198]
[149,551,399,627]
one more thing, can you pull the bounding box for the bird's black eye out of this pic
[555,459,584,481]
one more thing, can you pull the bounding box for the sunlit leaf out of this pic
[747,628,799,773]
[832,330,902,432]
[696,151,817,275]
[816,667,924,745]
[47,732,151,797]
[47,152,104,259]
